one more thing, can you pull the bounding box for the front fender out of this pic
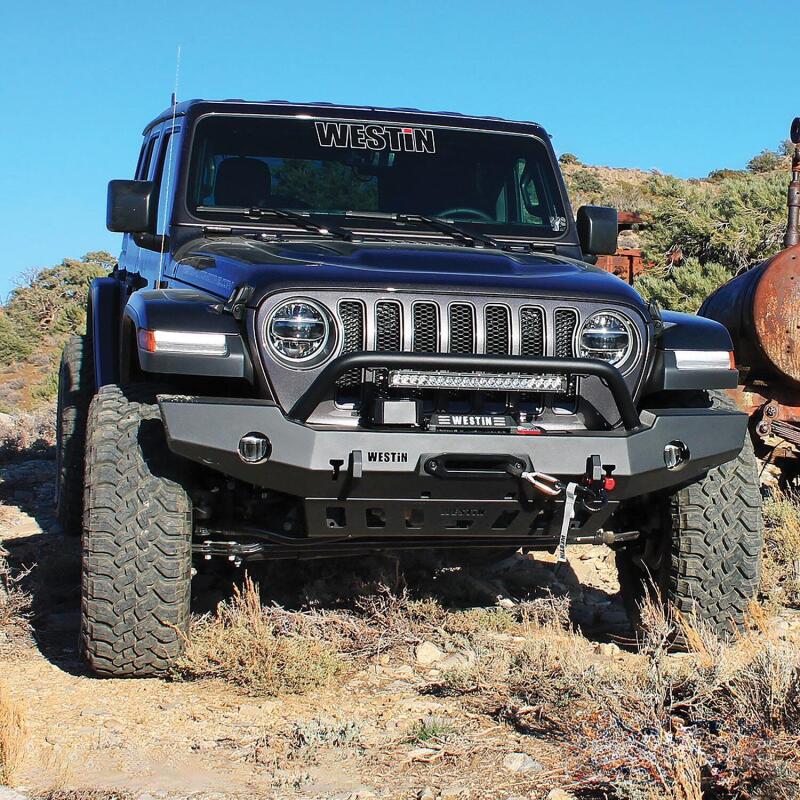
[124,288,254,381]
[644,311,738,393]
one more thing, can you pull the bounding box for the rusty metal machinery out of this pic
[700,117,800,468]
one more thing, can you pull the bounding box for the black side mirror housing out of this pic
[576,205,618,256]
[107,180,156,233]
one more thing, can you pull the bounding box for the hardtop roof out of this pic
[143,98,549,137]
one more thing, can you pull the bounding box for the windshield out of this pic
[187,116,569,238]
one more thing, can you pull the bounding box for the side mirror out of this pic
[577,205,618,256]
[791,117,800,145]
[107,180,156,233]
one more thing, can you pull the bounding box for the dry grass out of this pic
[0,681,26,786]
[0,408,55,460]
[762,490,800,606]
[0,545,32,649]
[487,599,800,799]
[177,575,344,695]
[133,550,800,797]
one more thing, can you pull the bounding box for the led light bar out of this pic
[138,329,229,357]
[388,370,568,392]
[673,350,734,370]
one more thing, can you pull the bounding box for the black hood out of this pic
[173,238,646,309]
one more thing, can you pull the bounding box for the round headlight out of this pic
[579,311,633,366]
[266,299,332,364]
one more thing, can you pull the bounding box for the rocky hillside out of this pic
[560,141,793,313]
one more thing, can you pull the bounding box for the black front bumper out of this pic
[159,395,747,542]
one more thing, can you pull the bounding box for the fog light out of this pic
[238,432,271,463]
[664,441,689,470]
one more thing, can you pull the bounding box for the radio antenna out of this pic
[785,117,800,249]
[157,44,182,287]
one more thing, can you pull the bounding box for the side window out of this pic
[136,135,159,180]
[153,130,177,235]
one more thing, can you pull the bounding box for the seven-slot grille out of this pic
[336,299,555,361]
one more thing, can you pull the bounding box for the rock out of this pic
[331,789,375,800]
[497,597,515,609]
[438,653,469,669]
[440,782,470,799]
[408,747,439,761]
[547,790,575,800]
[415,641,444,665]
[418,788,436,800]
[502,752,543,773]
[79,706,111,718]
[594,642,621,658]
[0,790,29,800]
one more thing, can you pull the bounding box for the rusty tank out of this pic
[700,117,800,466]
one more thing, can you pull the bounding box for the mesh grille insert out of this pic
[375,301,401,351]
[520,307,545,357]
[448,303,475,354]
[412,303,439,352]
[554,309,578,358]
[485,305,510,355]
[338,300,365,387]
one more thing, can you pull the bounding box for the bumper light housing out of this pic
[389,370,568,392]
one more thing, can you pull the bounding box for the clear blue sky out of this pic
[0,0,795,298]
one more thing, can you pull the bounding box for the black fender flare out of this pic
[123,288,254,381]
[644,311,738,393]
[89,276,122,388]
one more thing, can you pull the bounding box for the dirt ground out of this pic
[1,453,798,800]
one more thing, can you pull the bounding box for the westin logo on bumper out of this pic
[315,122,436,153]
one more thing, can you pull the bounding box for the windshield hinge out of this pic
[203,226,233,236]
[220,284,255,320]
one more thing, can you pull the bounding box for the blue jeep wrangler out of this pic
[56,99,762,676]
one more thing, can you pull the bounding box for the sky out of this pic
[0,0,796,298]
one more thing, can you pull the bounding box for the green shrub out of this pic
[643,173,785,270]
[0,253,114,399]
[748,148,788,174]
[635,258,733,314]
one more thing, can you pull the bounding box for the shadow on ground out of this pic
[0,450,633,677]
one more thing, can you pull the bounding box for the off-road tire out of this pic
[617,391,763,637]
[55,334,94,536]
[81,384,192,677]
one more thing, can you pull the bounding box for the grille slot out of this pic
[448,303,475,354]
[554,309,578,358]
[375,301,401,351]
[485,305,511,355]
[337,300,365,387]
[412,302,439,352]
[520,307,545,357]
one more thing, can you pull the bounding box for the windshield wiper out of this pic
[244,207,354,241]
[344,210,505,250]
